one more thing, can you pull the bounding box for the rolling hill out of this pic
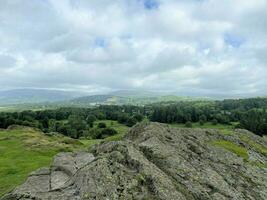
[0,89,84,105]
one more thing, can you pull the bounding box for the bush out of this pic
[212,119,218,125]
[134,114,144,122]
[199,120,205,126]
[259,123,267,136]
[234,123,243,129]
[88,128,102,139]
[185,121,193,128]
[97,122,107,128]
[118,113,130,124]
[126,117,138,127]
[99,128,118,139]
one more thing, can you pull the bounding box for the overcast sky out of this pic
[0,0,266,97]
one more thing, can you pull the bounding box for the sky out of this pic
[0,0,267,98]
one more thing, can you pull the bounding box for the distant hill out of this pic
[0,89,83,105]
[68,92,211,106]
[0,89,212,108]
[109,90,159,97]
[69,95,116,105]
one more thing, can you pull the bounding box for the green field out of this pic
[170,122,235,135]
[170,122,233,129]
[0,120,129,197]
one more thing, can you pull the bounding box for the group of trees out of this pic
[150,101,230,124]
[0,106,145,139]
[149,98,267,136]
[0,97,267,137]
[238,109,267,136]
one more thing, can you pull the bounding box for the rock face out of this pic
[2,123,267,200]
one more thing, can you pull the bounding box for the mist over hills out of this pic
[0,89,211,107]
[0,89,84,105]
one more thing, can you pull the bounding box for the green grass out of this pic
[170,122,234,135]
[240,135,267,156]
[170,122,235,136]
[219,129,234,135]
[249,161,267,168]
[92,120,129,141]
[79,139,102,147]
[170,122,233,129]
[0,121,129,196]
[94,120,129,135]
[0,127,84,196]
[211,140,249,161]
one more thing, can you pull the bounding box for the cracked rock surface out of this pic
[2,123,267,200]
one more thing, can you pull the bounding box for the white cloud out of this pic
[0,0,266,97]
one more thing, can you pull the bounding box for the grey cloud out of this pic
[0,0,266,97]
[0,54,16,68]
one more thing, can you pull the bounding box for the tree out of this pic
[68,115,87,138]
[199,115,207,123]
[41,117,49,132]
[86,114,96,127]
[199,120,205,126]
[259,123,267,136]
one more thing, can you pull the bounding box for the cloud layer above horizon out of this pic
[0,0,267,97]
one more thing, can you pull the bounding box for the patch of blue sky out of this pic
[143,0,159,10]
[94,38,107,48]
[224,33,245,48]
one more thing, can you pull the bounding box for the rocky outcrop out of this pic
[2,123,267,200]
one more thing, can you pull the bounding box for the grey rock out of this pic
[2,123,267,200]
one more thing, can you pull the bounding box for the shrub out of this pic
[88,128,102,139]
[212,119,218,125]
[97,122,107,128]
[126,117,138,127]
[99,128,118,139]
[185,121,193,128]
[134,114,144,122]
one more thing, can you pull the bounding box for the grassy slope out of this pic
[0,126,86,196]
[0,121,129,196]
[170,122,233,129]
[170,122,235,135]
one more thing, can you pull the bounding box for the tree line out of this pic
[0,98,267,138]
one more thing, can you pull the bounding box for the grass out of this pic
[240,135,267,156]
[170,122,233,129]
[0,121,129,196]
[170,122,235,135]
[0,127,84,196]
[249,161,267,168]
[80,120,129,143]
[95,120,129,135]
[211,140,249,161]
